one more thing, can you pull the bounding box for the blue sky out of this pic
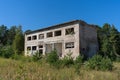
[0,0,120,31]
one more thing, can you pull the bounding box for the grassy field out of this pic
[0,57,120,80]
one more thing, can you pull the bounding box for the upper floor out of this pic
[26,27,76,41]
[25,20,97,43]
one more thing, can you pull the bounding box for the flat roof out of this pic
[25,20,95,35]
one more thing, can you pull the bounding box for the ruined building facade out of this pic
[24,20,98,58]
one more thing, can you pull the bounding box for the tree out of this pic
[109,25,120,57]
[7,26,18,45]
[97,24,111,56]
[12,26,24,55]
[0,25,8,45]
[97,23,120,60]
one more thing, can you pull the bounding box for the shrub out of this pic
[86,55,113,71]
[100,57,113,71]
[61,53,74,67]
[46,50,59,65]
[0,46,14,58]
[74,55,83,64]
[32,51,42,62]
[86,55,102,70]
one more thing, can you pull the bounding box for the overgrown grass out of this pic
[0,57,120,80]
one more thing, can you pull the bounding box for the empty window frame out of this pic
[65,42,74,49]
[39,34,44,39]
[27,46,31,50]
[39,45,43,48]
[27,36,31,41]
[54,30,61,36]
[47,32,53,38]
[32,35,37,40]
[65,28,74,35]
[32,46,37,50]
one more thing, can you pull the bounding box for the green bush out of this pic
[61,53,74,67]
[46,50,59,65]
[32,51,42,62]
[0,46,14,58]
[100,57,113,71]
[74,55,83,64]
[86,55,113,71]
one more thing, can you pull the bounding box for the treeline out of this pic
[0,23,120,60]
[0,25,24,58]
[97,23,120,61]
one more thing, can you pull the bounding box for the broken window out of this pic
[39,45,43,48]
[47,32,53,38]
[65,42,74,49]
[32,35,37,40]
[54,30,61,36]
[65,28,74,35]
[39,34,44,39]
[27,46,31,50]
[27,36,31,41]
[32,46,37,50]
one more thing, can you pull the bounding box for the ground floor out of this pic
[25,40,79,58]
[25,40,98,59]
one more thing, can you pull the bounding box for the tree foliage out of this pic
[0,25,8,45]
[12,26,24,55]
[7,26,18,45]
[97,23,120,60]
[0,25,25,57]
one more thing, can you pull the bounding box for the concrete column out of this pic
[43,44,46,55]
[53,31,54,37]
[30,46,31,56]
[52,43,55,50]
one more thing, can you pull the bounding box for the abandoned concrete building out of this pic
[24,20,98,58]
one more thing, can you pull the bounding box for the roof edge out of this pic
[25,20,94,35]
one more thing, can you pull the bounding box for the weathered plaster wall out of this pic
[25,23,80,58]
[80,23,98,58]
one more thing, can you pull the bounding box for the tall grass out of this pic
[0,58,120,80]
